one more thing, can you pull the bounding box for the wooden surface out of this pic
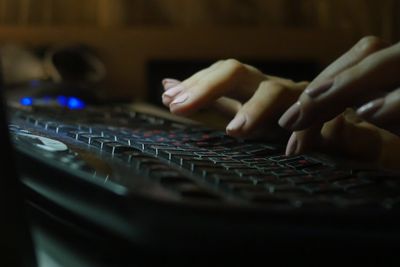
[0,0,396,102]
[0,0,398,41]
[0,26,359,101]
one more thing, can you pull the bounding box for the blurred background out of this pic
[0,0,398,107]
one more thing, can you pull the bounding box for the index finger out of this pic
[169,59,266,115]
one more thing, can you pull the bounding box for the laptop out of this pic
[3,86,400,264]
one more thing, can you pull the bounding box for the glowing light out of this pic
[20,97,33,106]
[67,97,85,109]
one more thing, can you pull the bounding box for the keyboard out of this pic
[5,98,400,267]
[8,101,400,260]
[8,103,400,211]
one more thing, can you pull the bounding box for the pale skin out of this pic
[161,36,400,170]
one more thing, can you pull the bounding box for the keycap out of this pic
[285,157,322,169]
[221,162,250,169]
[159,150,197,161]
[148,145,184,155]
[45,122,59,131]
[56,125,79,133]
[103,142,137,154]
[91,138,114,149]
[116,150,151,163]
[78,134,103,144]
[67,131,89,139]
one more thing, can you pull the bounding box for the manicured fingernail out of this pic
[226,114,246,132]
[163,84,184,98]
[356,98,385,118]
[162,78,180,90]
[285,132,298,156]
[162,94,173,106]
[278,102,301,130]
[170,93,189,105]
[304,80,334,98]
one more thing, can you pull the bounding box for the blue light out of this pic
[67,97,85,109]
[20,97,33,106]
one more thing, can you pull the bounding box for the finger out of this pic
[290,109,400,170]
[357,87,400,135]
[162,61,224,105]
[162,92,175,106]
[161,60,229,107]
[309,36,390,87]
[166,94,241,119]
[280,37,389,151]
[288,112,384,163]
[292,108,366,155]
[162,79,182,106]
[225,80,305,137]
[285,132,298,156]
[321,111,400,167]
[286,125,324,156]
[162,61,266,112]
[162,78,181,90]
[211,97,242,118]
[169,59,266,115]
[280,40,400,131]
[181,60,225,88]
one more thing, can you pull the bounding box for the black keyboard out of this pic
[8,104,400,211]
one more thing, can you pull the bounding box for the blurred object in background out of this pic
[0,0,398,105]
[1,44,45,85]
[43,44,106,85]
[1,43,107,106]
[0,0,397,41]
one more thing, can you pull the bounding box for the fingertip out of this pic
[356,98,385,120]
[226,114,246,136]
[285,132,298,156]
[163,84,185,98]
[161,93,173,106]
[162,78,181,90]
[168,97,192,116]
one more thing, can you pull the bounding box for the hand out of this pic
[161,59,308,139]
[278,36,400,158]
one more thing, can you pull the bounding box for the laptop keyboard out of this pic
[8,104,400,210]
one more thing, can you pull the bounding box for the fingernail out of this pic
[226,114,246,132]
[278,102,301,130]
[356,98,385,118]
[162,94,172,106]
[304,80,334,98]
[285,132,298,156]
[162,78,180,90]
[163,84,184,98]
[170,93,189,105]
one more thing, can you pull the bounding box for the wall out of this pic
[0,0,398,41]
[0,0,397,102]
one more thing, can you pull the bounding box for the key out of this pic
[103,142,138,155]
